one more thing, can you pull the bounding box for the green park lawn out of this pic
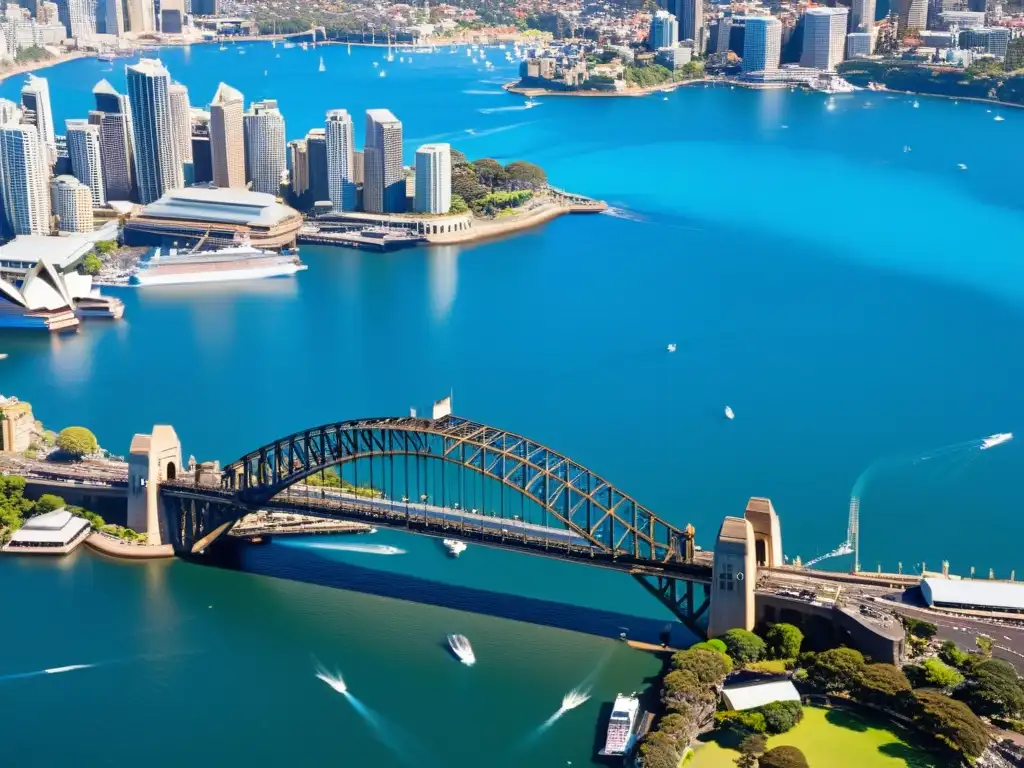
[687,706,956,768]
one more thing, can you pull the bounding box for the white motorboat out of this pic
[995,115,1005,121]
[912,100,919,108]
[447,634,476,665]
[958,163,967,170]
[666,343,677,353]
[724,406,735,420]
[981,432,1013,450]
[319,56,325,72]
[443,538,467,557]
[598,694,641,756]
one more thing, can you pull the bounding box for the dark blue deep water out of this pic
[0,41,1022,766]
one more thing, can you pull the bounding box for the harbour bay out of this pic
[1,40,1023,765]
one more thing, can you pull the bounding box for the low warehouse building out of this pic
[123,187,302,250]
[921,577,1024,614]
[2,508,91,554]
[722,679,801,711]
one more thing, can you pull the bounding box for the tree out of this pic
[903,617,938,640]
[856,663,912,707]
[759,700,804,734]
[656,712,695,746]
[448,195,469,215]
[81,253,102,275]
[691,638,728,654]
[671,647,733,686]
[451,165,487,202]
[976,635,993,657]
[33,494,66,514]
[938,640,970,669]
[914,690,990,759]
[736,734,767,768]
[94,240,117,255]
[55,427,98,457]
[720,628,766,664]
[504,160,546,190]
[471,158,507,188]
[809,647,865,692]
[958,659,1024,718]
[450,148,469,167]
[637,731,681,768]
[922,658,964,690]
[765,623,803,660]
[758,745,809,768]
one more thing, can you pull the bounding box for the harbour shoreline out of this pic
[0,51,95,85]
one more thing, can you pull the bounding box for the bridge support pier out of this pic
[634,574,711,638]
[707,515,756,639]
[127,425,181,546]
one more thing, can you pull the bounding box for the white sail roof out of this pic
[0,277,27,308]
[19,259,73,311]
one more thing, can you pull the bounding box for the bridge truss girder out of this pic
[633,574,711,638]
[224,415,695,566]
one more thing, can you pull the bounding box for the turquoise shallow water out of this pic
[0,42,1022,764]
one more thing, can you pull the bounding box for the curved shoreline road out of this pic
[279,485,592,546]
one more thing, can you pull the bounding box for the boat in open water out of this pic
[447,634,475,665]
[443,538,467,557]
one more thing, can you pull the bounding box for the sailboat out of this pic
[319,56,325,72]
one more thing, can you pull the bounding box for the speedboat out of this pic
[447,634,476,665]
[724,406,735,420]
[994,115,1005,122]
[958,163,967,170]
[443,538,467,557]
[912,100,919,108]
[981,432,1013,450]
[598,694,641,756]
[666,343,677,353]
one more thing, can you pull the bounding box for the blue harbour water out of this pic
[1,42,1023,765]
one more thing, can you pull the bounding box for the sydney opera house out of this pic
[0,259,123,331]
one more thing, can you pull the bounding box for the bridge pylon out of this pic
[127,425,182,546]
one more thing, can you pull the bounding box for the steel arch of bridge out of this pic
[224,415,693,566]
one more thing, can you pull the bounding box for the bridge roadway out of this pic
[163,480,714,582]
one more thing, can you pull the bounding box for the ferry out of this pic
[447,634,476,665]
[598,694,641,757]
[981,432,1013,450]
[131,242,307,287]
[443,538,467,557]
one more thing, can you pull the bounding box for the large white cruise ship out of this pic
[131,242,306,286]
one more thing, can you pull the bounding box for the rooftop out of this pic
[922,577,1024,612]
[135,187,300,228]
[0,234,95,270]
[8,508,90,545]
[722,679,800,711]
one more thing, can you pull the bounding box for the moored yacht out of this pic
[598,694,641,757]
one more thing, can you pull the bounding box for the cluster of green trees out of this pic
[13,46,52,65]
[625,63,673,87]
[449,151,548,216]
[639,646,734,768]
[796,645,993,760]
[717,699,804,736]
[54,427,99,458]
[303,470,381,499]
[736,737,808,768]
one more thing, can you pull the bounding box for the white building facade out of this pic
[0,123,52,235]
[801,7,849,71]
[169,82,193,165]
[50,174,93,232]
[325,109,356,212]
[126,59,183,204]
[364,108,404,214]
[65,119,105,207]
[414,143,451,215]
[243,99,286,196]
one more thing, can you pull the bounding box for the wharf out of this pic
[229,513,373,538]
[296,230,426,251]
[626,639,678,654]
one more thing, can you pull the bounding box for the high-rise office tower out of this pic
[191,0,217,14]
[124,0,153,31]
[324,109,356,211]
[363,108,404,214]
[851,0,877,31]
[675,0,704,50]
[65,118,105,206]
[56,0,95,38]
[168,82,192,166]
[20,75,55,167]
[209,82,245,188]
[414,143,451,215]
[649,10,679,49]
[742,16,782,72]
[353,149,364,186]
[90,80,134,200]
[0,122,52,235]
[243,99,285,195]
[125,58,183,204]
[801,7,849,70]
[190,111,212,184]
[288,139,308,198]
[105,0,124,35]
[159,0,183,32]
[50,174,93,232]
[0,98,19,124]
[898,0,927,30]
[304,128,329,204]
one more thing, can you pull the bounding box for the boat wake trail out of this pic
[288,541,406,556]
[0,662,96,683]
[462,89,505,95]
[477,103,539,114]
[602,206,647,223]
[461,121,533,139]
[315,664,432,766]
[807,433,1010,569]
